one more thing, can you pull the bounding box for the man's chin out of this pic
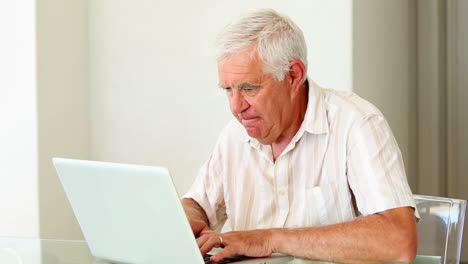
[245,127,261,138]
[245,127,273,145]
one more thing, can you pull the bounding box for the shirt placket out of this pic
[274,154,290,227]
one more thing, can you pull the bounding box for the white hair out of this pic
[215,9,308,82]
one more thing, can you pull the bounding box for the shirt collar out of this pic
[302,79,330,135]
[240,78,330,144]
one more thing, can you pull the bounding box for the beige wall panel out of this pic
[352,0,418,190]
[36,0,89,239]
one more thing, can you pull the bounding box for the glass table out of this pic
[0,237,95,264]
[0,237,441,264]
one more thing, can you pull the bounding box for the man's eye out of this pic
[242,87,257,95]
[223,87,232,92]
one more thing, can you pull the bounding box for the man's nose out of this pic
[229,90,249,114]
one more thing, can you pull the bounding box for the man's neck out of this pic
[271,83,309,161]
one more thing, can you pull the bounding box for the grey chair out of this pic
[413,195,466,264]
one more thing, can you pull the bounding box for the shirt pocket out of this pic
[307,182,355,226]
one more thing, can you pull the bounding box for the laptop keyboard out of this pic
[204,254,253,264]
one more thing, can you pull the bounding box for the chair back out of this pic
[414,195,466,264]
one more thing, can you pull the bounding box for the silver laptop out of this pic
[53,158,293,264]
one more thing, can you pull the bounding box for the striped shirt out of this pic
[183,80,417,232]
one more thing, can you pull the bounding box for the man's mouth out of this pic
[241,116,259,126]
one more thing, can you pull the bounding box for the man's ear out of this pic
[288,59,306,97]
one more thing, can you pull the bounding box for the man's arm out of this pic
[182,198,213,237]
[199,206,417,264]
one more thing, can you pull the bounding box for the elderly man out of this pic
[182,9,418,263]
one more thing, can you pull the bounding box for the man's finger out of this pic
[200,236,222,256]
[200,228,214,236]
[211,246,236,262]
[196,234,210,248]
[199,240,214,256]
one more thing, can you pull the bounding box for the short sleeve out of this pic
[346,114,419,218]
[182,142,227,232]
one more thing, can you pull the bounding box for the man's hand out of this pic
[197,229,275,263]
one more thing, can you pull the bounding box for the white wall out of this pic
[89,0,353,195]
[0,0,40,238]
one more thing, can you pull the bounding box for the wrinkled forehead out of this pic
[217,51,265,86]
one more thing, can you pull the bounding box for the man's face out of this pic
[218,51,293,145]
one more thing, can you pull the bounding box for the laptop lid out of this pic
[53,158,204,264]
